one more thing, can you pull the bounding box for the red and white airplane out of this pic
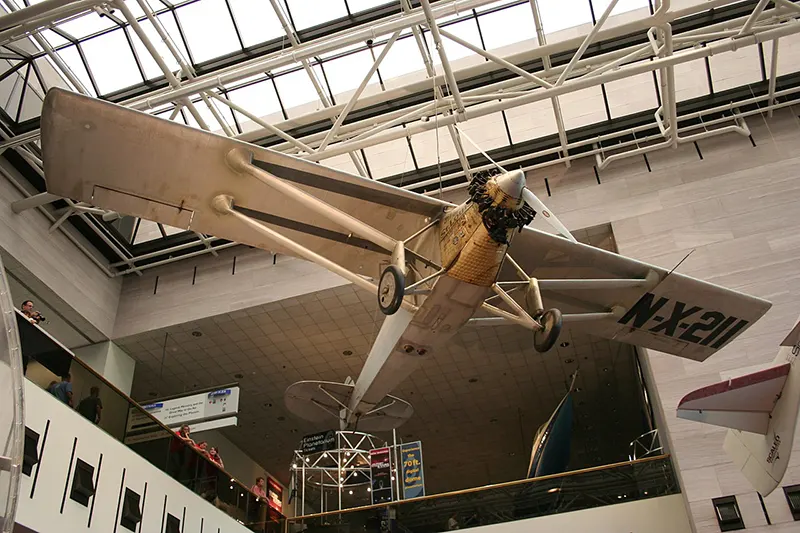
[38,88,794,493]
[678,318,800,496]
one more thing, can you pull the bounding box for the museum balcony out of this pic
[285,454,687,533]
[14,310,284,533]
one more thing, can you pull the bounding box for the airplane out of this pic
[527,372,577,479]
[40,88,774,449]
[677,317,800,496]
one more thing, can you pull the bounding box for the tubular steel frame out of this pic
[1,0,799,276]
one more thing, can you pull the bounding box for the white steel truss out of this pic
[1,0,799,275]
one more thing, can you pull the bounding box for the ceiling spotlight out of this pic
[559,342,570,348]
[235,373,244,379]
[192,331,202,337]
[230,478,235,482]
[564,358,574,364]
[391,476,395,481]
[292,464,297,469]
[230,485,234,489]
[343,350,353,356]
[547,487,560,493]
[367,488,371,492]
[349,490,353,495]
[617,495,622,499]
[468,378,478,383]
[345,452,351,456]
[305,458,310,462]
[148,391,158,397]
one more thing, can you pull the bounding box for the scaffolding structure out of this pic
[290,430,404,515]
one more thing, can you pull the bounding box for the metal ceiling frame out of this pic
[1,0,799,276]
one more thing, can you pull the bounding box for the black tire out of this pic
[534,309,563,352]
[378,265,405,315]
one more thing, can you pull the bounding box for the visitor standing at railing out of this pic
[251,477,267,499]
[20,300,45,324]
[209,446,225,469]
[77,386,103,424]
[50,373,73,407]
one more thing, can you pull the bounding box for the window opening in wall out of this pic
[70,458,96,507]
[120,488,143,531]
[784,484,800,521]
[22,427,40,476]
[712,495,745,531]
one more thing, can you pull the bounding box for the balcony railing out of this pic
[287,454,679,533]
[16,310,283,532]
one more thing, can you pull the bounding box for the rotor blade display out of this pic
[521,188,576,242]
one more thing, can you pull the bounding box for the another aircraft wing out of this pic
[40,88,448,279]
[500,228,771,362]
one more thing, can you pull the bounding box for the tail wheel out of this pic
[534,309,563,352]
[378,265,405,315]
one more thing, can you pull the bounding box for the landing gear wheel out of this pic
[534,309,563,352]
[378,265,405,315]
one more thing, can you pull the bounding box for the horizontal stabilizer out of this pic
[285,380,413,432]
[677,364,790,434]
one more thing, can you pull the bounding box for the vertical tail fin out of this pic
[677,318,800,496]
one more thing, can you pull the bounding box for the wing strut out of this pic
[212,194,419,313]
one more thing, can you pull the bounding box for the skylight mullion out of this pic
[170,7,194,65]
[270,75,289,120]
[222,0,245,50]
[14,62,31,123]
[220,87,242,134]
[0,59,26,85]
[473,8,487,53]
[280,0,298,37]
[316,59,336,106]
[122,25,148,84]
[29,59,47,94]
[74,41,101,95]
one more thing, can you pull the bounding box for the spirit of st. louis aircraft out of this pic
[39,88,794,493]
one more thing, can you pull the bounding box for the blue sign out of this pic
[400,441,425,499]
[142,402,164,410]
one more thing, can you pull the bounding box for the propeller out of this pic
[453,124,576,243]
[521,187,577,242]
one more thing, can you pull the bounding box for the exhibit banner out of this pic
[370,447,393,504]
[299,430,336,455]
[124,386,240,444]
[267,477,283,512]
[400,441,425,499]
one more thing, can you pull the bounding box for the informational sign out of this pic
[124,387,240,444]
[299,430,336,455]
[400,441,425,499]
[267,477,283,513]
[370,447,393,504]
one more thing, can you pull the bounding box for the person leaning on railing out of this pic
[208,446,224,469]
[251,477,267,499]
[21,300,45,325]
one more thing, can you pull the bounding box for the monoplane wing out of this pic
[40,88,447,279]
[498,227,771,361]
